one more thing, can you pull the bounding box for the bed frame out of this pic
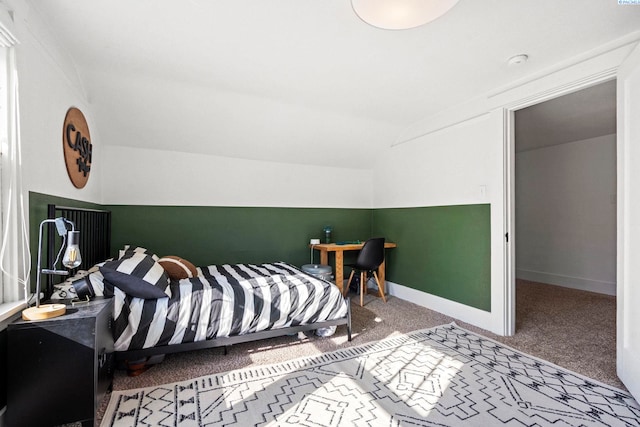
[120,304,352,361]
[46,204,352,362]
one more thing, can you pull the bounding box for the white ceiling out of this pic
[515,80,617,153]
[28,0,640,168]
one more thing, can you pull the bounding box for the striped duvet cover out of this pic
[112,262,348,352]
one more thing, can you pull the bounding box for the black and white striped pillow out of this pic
[100,252,170,299]
[118,245,160,261]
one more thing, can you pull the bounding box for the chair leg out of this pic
[372,271,386,303]
[346,270,355,297]
[360,271,366,307]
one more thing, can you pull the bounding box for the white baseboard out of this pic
[385,281,496,333]
[516,269,616,296]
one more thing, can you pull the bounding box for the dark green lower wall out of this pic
[106,205,372,269]
[28,193,491,311]
[373,204,491,312]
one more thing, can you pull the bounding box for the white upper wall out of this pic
[102,145,372,208]
[372,112,501,209]
[516,134,617,295]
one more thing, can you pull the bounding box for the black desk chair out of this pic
[346,237,387,306]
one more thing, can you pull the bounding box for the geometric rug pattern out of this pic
[101,323,640,426]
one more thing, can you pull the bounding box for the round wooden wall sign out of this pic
[62,107,92,189]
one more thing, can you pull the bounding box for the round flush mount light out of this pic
[351,0,459,30]
[508,54,529,66]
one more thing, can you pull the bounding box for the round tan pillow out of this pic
[158,256,197,280]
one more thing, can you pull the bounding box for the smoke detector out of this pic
[508,54,529,66]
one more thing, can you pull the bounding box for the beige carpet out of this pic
[97,280,622,423]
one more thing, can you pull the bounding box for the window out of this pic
[0,7,29,321]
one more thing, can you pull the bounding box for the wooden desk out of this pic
[311,242,397,296]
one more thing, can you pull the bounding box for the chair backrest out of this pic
[355,237,385,271]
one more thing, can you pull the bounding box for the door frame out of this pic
[615,40,640,399]
[502,71,618,336]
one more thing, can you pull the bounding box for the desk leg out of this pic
[319,250,328,266]
[335,251,344,294]
[378,259,386,297]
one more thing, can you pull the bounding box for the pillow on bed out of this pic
[158,256,197,280]
[118,245,160,261]
[100,252,170,299]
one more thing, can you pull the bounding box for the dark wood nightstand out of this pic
[6,298,114,427]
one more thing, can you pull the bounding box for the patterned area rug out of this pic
[101,323,640,426]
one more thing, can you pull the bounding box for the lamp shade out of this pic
[351,0,459,30]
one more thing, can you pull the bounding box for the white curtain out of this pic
[0,6,30,304]
[0,6,16,47]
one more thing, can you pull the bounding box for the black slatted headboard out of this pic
[45,204,111,297]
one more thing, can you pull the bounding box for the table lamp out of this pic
[22,217,81,321]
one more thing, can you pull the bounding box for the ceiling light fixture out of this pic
[351,0,459,30]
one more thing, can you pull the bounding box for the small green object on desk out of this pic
[336,240,362,245]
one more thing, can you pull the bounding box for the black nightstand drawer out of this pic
[6,298,114,427]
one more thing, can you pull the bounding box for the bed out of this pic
[46,205,352,364]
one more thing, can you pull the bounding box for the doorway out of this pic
[514,80,617,296]
[509,80,617,376]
